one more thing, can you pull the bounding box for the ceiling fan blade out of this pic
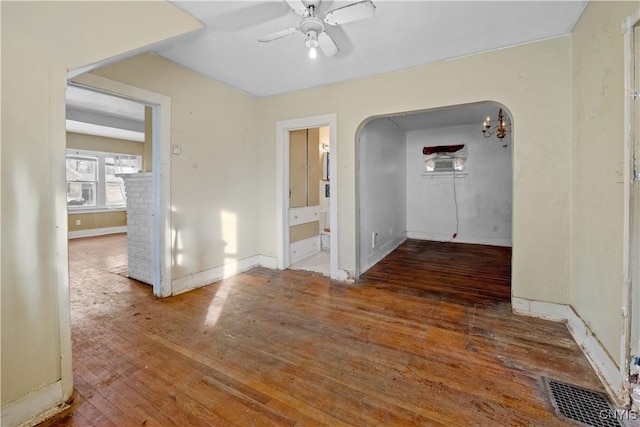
[323,0,375,26]
[284,0,308,16]
[318,32,339,57]
[258,27,298,43]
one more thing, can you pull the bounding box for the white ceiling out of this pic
[158,0,587,98]
[68,1,582,136]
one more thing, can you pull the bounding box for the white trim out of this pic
[566,307,627,407]
[1,381,68,427]
[511,297,569,322]
[406,231,512,247]
[258,255,278,269]
[622,8,640,407]
[172,255,263,295]
[52,66,74,414]
[275,114,340,280]
[512,298,625,406]
[361,236,406,275]
[68,226,127,239]
[70,74,172,298]
[68,208,126,215]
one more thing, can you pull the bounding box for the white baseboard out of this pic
[1,381,68,427]
[565,306,627,406]
[172,255,262,295]
[361,235,406,274]
[258,255,278,269]
[68,226,127,239]
[406,231,512,247]
[512,297,626,406]
[511,297,569,321]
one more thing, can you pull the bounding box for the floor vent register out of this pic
[543,377,625,427]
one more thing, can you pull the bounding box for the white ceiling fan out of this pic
[258,0,376,58]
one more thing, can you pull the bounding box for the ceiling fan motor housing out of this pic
[300,16,324,37]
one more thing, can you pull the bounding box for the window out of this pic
[67,150,142,210]
[67,156,97,207]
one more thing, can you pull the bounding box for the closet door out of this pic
[289,129,307,208]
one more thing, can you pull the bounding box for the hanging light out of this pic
[305,30,319,59]
[482,108,510,140]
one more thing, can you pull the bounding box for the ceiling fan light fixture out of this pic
[309,47,317,58]
[305,31,319,48]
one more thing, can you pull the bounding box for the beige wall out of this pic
[257,36,573,303]
[570,1,637,367]
[0,1,201,421]
[67,132,144,156]
[93,54,260,281]
[68,211,127,232]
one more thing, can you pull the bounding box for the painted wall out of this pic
[0,1,201,424]
[68,211,127,233]
[358,118,407,273]
[406,124,512,247]
[67,132,144,156]
[257,36,572,303]
[93,54,260,282]
[570,1,637,369]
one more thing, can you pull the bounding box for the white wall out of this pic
[358,118,407,273]
[406,123,512,246]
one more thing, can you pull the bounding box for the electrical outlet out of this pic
[372,232,378,248]
[75,220,81,226]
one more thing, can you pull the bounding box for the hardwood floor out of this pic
[44,235,603,426]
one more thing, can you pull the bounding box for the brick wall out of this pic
[121,173,153,285]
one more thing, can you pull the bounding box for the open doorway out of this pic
[355,102,513,294]
[68,73,172,297]
[287,126,331,276]
[276,114,346,281]
[66,85,148,287]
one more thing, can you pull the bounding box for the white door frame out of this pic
[276,113,345,280]
[622,7,640,402]
[69,73,173,298]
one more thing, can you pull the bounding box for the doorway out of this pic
[276,114,345,280]
[68,73,172,297]
[288,126,331,275]
[355,103,514,282]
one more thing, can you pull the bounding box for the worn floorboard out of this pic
[40,235,602,426]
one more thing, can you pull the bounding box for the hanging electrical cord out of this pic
[447,170,460,243]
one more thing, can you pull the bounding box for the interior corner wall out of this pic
[358,118,407,274]
[570,0,637,368]
[93,54,260,282]
[0,2,201,425]
[257,35,572,303]
[406,123,512,247]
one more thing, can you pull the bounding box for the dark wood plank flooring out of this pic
[42,235,602,426]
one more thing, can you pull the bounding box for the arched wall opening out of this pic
[355,101,514,288]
